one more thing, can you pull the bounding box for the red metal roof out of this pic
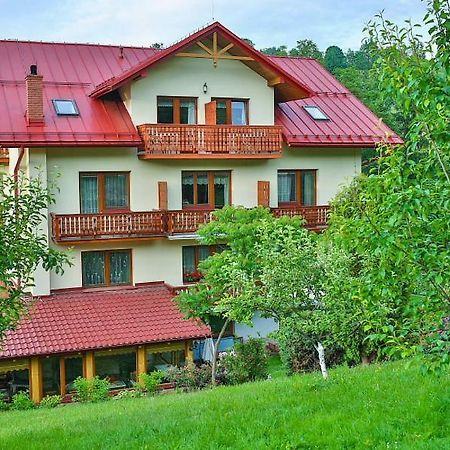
[270,56,403,147]
[0,284,210,359]
[0,40,157,147]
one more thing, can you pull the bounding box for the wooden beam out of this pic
[267,76,284,87]
[196,41,213,55]
[218,42,234,55]
[218,55,254,61]
[136,346,147,378]
[213,32,218,67]
[59,358,66,397]
[175,52,214,59]
[185,341,194,363]
[30,357,43,404]
[175,52,254,61]
[84,351,95,379]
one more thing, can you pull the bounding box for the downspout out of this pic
[13,145,25,196]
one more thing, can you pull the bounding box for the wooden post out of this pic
[59,358,66,397]
[30,357,43,404]
[158,181,168,210]
[84,351,95,379]
[185,340,194,363]
[257,181,270,207]
[136,346,147,379]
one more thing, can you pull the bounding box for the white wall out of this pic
[235,312,279,339]
[122,54,275,126]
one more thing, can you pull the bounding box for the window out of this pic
[278,170,317,206]
[182,245,225,283]
[157,97,197,124]
[82,250,131,287]
[80,172,129,214]
[303,105,329,120]
[52,99,79,116]
[213,98,248,125]
[147,349,185,371]
[182,171,231,209]
[95,350,137,388]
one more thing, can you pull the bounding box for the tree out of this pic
[345,41,373,70]
[242,38,255,47]
[260,45,288,56]
[324,45,347,73]
[0,174,70,341]
[150,43,164,49]
[289,39,323,61]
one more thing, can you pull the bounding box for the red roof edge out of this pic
[89,22,314,99]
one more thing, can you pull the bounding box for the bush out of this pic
[220,338,269,385]
[10,391,35,410]
[73,376,109,402]
[0,392,10,412]
[138,371,165,394]
[39,395,61,408]
[166,363,212,391]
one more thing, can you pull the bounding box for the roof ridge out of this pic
[268,55,318,60]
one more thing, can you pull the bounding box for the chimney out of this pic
[25,65,44,125]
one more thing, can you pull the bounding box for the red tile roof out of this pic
[0,284,210,359]
[270,56,403,147]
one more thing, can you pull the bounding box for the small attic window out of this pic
[52,99,79,116]
[303,106,329,120]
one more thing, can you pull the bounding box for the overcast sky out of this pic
[0,0,427,51]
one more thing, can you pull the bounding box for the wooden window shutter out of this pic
[205,101,217,125]
[158,181,168,210]
[257,181,270,207]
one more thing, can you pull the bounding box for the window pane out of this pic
[82,252,105,286]
[95,352,136,387]
[278,172,297,203]
[157,98,174,123]
[180,99,196,124]
[42,356,60,396]
[109,251,130,285]
[197,174,209,205]
[216,100,227,124]
[105,174,128,210]
[232,101,247,125]
[182,173,194,206]
[53,99,79,115]
[182,247,196,274]
[80,175,99,213]
[65,357,83,391]
[214,172,230,208]
[301,172,316,206]
[198,246,210,263]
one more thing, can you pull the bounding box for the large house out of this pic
[0,22,401,402]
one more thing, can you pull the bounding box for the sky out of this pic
[0,0,428,51]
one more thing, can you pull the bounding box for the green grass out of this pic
[0,360,448,450]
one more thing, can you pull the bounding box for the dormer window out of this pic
[303,105,328,121]
[52,99,79,116]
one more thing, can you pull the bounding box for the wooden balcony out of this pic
[51,211,166,243]
[51,206,330,243]
[137,124,283,159]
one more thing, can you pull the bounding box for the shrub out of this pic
[73,376,109,402]
[138,371,165,394]
[10,391,35,410]
[0,392,10,412]
[220,338,269,385]
[166,363,212,391]
[39,394,61,408]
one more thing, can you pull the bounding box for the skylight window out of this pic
[53,99,79,116]
[303,106,329,121]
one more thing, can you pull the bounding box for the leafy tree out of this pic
[289,39,323,61]
[0,174,70,341]
[242,38,255,47]
[150,43,164,49]
[260,45,289,56]
[324,45,347,73]
[345,41,373,70]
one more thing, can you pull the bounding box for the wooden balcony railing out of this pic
[51,211,166,243]
[51,206,330,243]
[137,124,283,159]
[0,148,8,165]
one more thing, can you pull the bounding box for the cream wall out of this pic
[43,146,360,291]
[122,55,275,126]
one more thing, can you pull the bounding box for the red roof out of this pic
[270,56,403,147]
[0,284,210,359]
[0,23,402,149]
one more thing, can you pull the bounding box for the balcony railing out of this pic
[51,206,330,243]
[137,124,283,159]
[0,148,8,165]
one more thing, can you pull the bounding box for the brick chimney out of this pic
[25,64,44,125]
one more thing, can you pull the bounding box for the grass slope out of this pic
[0,360,448,450]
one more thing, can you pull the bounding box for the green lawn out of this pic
[0,360,448,450]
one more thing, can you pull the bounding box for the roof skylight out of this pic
[303,105,329,120]
[53,99,79,116]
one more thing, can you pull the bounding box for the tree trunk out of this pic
[314,341,328,379]
[211,318,230,386]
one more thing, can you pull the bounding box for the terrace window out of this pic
[213,98,248,125]
[81,250,131,287]
[95,350,137,389]
[80,172,129,214]
[157,97,197,124]
[278,170,317,206]
[147,349,186,371]
[181,171,231,209]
